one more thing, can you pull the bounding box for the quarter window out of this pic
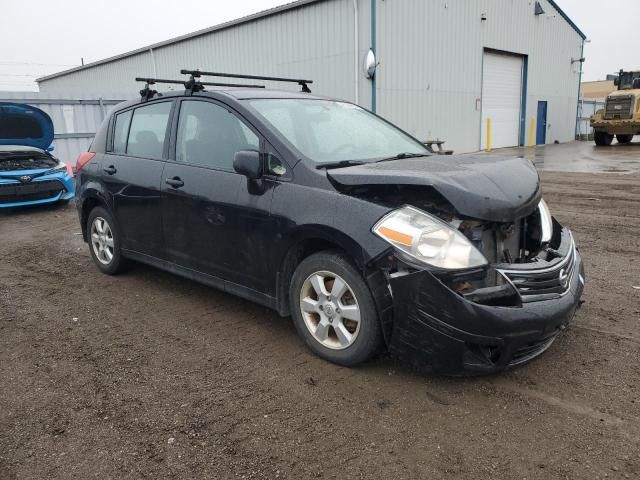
[126,102,172,159]
[112,110,132,154]
[176,101,259,170]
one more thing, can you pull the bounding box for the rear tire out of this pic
[289,251,383,366]
[594,131,614,146]
[616,134,634,144]
[87,206,126,275]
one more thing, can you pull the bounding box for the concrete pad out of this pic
[472,138,640,175]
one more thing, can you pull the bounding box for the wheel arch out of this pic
[274,225,371,317]
[79,191,111,242]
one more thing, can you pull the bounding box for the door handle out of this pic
[165,177,184,188]
[103,165,117,175]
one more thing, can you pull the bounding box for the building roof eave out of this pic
[546,0,587,40]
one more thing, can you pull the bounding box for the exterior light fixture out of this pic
[365,49,377,79]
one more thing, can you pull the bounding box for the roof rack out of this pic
[134,76,266,101]
[181,69,313,93]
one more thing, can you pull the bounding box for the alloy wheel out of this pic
[91,217,115,265]
[299,271,361,350]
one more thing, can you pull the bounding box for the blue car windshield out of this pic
[248,99,429,164]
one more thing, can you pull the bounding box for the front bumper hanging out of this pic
[386,230,585,375]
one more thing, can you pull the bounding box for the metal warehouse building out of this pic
[36,0,585,153]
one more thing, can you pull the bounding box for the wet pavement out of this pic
[475,138,640,175]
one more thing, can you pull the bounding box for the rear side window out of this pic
[126,102,172,159]
[112,110,132,154]
[176,100,259,171]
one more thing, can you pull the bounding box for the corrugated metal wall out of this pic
[376,0,583,152]
[37,0,583,153]
[0,91,128,164]
[38,1,357,102]
[38,53,157,99]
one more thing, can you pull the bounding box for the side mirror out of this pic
[614,78,620,87]
[233,150,262,180]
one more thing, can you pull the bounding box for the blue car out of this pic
[0,103,75,208]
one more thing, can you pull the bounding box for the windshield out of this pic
[618,72,640,90]
[248,99,429,164]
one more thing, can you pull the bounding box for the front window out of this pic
[176,100,259,171]
[248,99,429,164]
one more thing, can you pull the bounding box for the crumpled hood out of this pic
[327,155,541,222]
[0,103,54,151]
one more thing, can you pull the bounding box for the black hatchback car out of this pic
[76,74,585,375]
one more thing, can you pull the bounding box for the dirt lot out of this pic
[1,164,639,478]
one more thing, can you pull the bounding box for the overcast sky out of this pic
[0,0,637,91]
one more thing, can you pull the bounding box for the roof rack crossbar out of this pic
[199,81,265,88]
[135,77,182,85]
[181,69,313,93]
[135,77,266,100]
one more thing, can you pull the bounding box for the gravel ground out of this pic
[1,169,639,479]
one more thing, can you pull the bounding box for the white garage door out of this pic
[481,52,523,150]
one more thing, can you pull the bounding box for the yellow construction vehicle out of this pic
[590,70,640,146]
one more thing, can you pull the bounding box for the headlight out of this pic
[373,206,488,270]
[47,162,69,175]
[538,199,553,243]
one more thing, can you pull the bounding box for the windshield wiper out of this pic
[315,160,369,170]
[376,152,429,163]
[316,153,429,169]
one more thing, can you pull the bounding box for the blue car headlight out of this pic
[46,162,70,176]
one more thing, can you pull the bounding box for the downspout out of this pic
[370,0,377,113]
[98,97,106,121]
[574,39,585,139]
[149,48,158,78]
[352,0,359,104]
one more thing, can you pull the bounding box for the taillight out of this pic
[76,152,96,172]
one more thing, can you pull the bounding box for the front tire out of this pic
[594,131,614,146]
[289,251,383,366]
[616,134,634,144]
[87,206,125,275]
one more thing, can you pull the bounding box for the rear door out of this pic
[161,98,276,292]
[102,100,174,258]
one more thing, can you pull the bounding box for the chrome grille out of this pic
[500,245,576,302]
[604,96,634,120]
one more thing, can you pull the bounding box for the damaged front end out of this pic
[328,155,584,374]
[371,203,585,375]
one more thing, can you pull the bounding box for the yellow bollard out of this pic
[486,118,492,152]
[529,117,536,147]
